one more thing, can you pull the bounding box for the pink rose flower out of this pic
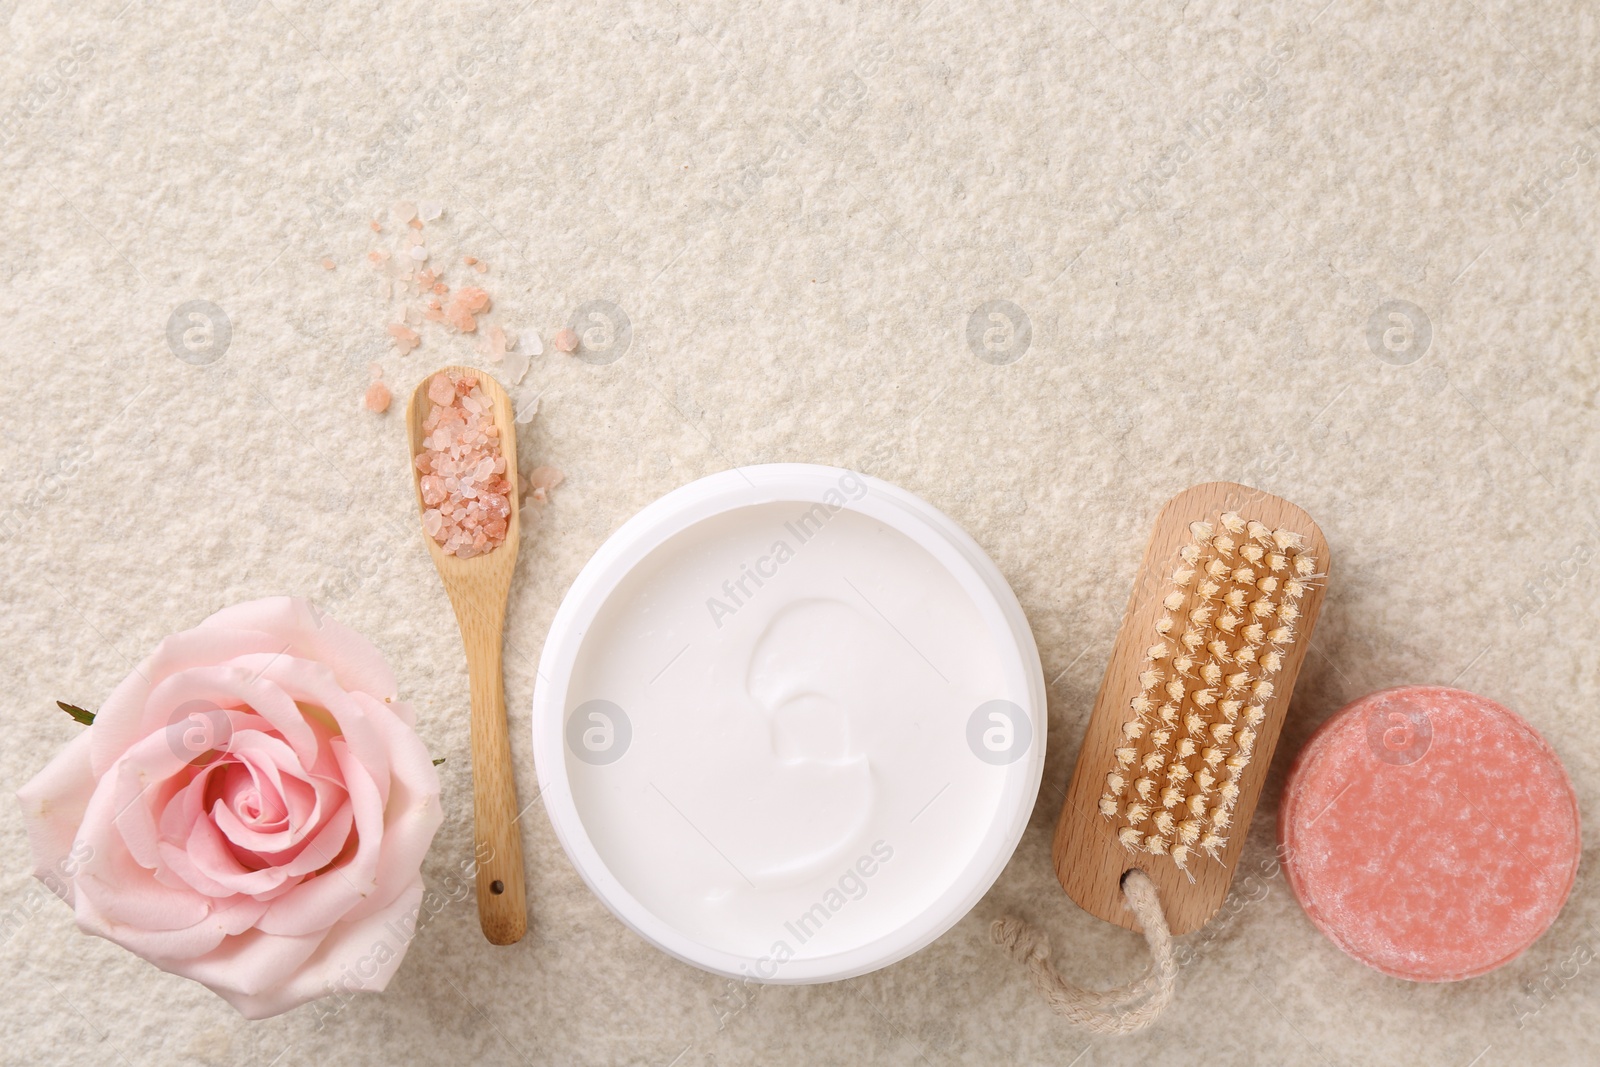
[16,597,444,1019]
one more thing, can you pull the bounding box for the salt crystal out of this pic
[387,323,420,355]
[483,325,509,363]
[419,200,444,222]
[368,362,384,381]
[409,246,428,261]
[514,393,540,424]
[553,328,578,353]
[321,257,336,270]
[427,373,456,406]
[394,201,417,222]
[518,329,543,356]
[363,381,392,413]
[528,465,565,492]
[501,348,530,384]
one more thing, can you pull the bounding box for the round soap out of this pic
[1280,685,1580,982]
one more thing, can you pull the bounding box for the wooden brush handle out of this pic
[459,608,528,946]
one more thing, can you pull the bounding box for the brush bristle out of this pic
[1100,513,1316,871]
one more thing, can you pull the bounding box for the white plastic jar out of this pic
[532,465,1045,982]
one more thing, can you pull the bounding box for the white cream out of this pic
[536,466,1044,981]
[564,497,1013,972]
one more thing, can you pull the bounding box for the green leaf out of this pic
[56,701,95,726]
[432,757,446,766]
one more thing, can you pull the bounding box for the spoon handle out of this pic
[459,607,528,945]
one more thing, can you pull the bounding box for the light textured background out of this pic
[2,0,1597,1063]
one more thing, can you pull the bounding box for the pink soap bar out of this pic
[1280,686,1579,982]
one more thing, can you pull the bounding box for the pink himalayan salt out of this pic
[388,323,421,355]
[416,371,512,558]
[553,328,579,353]
[382,323,419,356]
[525,465,564,504]
[445,287,491,333]
[483,325,508,362]
[363,381,392,413]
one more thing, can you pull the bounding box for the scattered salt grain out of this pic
[527,465,565,500]
[445,287,491,333]
[419,200,444,222]
[368,362,384,381]
[370,220,383,233]
[463,256,477,266]
[416,371,513,558]
[514,393,541,424]
[501,348,530,384]
[387,323,421,355]
[483,325,509,362]
[408,246,428,262]
[553,328,578,353]
[473,260,488,273]
[363,381,392,413]
[393,201,417,223]
[518,329,543,356]
[321,257,336,270]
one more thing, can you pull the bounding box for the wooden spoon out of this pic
[405,366,528,946]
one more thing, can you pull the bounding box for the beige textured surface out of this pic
[2,0,1597,1063]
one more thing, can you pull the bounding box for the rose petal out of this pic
[197,598,399,699]
[338,699,444,923]
[111,664,321,776]
[73,770,213,934]
[75,877,269,963]
[90,628,295,775]
[175,881,426,1019]
[15,730,96,904]
[233,656,391,802]
[185,814,293,897]
[255,740,385,937]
